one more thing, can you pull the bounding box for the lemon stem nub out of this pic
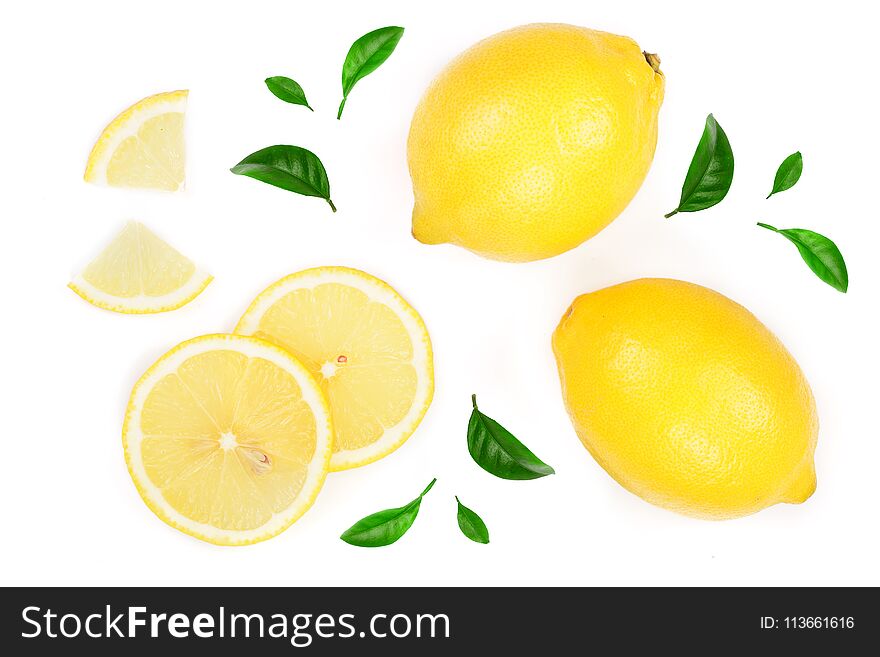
[643,52,662,74]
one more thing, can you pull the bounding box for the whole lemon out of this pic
[552,279,818,520]
[407,23,664,262]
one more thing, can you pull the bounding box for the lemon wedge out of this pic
[236,267,433,471]
[69,221,212,314]
[123,334,333,545]
[84,90,187,191]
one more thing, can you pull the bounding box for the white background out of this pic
[1,0,877,587]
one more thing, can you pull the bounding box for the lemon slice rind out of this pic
[235,267,433,471]
[123,334,333,546]
[69,269,212,314]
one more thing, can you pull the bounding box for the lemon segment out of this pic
[84,90,187,191]
[123,334,333,545]
[236,267,433,471]
[69,222,212,313]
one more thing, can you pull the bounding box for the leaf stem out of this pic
[664,209,679,219]
[471,394,478,410]
[327,198,337,213]
[421,478,437,497]
[756,222,777,232]
[337,97,346,120]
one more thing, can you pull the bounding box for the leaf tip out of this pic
[531,463,556,478]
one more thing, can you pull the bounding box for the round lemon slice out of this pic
[123,334,333,545]
[236,267,433,471]
[84,89,187,191]
[69,222,212,314]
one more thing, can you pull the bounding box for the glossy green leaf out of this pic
[665,114,734,217]
[767,151,803,198]
[340,478,436,547]
[467,395,555,480]
[337,26,404,119]
[265,76,313,111]
[230,145,336,211]
[757,223,848,292]
[455,496,490,544]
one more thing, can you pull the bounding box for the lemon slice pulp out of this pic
[236,267,433,471]
[123,334,333,545]
[84,90,187,191]
[69,221,212,313]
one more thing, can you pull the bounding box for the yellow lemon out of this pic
[408,23,664,262]
[552,279,818,520]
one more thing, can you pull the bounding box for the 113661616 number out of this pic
[784,617,855,630]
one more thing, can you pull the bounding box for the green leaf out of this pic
[264,76,313,111]
[665,114,734,218]
[337,26,404,119]
[767,151,803,199]
[340,478,436,547]
[467,395,555,480]
[757,223,848,292]
[455,496,490,544]
[230,145,336,211]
